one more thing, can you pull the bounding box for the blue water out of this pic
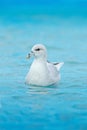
[0,1,87,130]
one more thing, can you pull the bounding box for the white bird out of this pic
[25,44,64,86]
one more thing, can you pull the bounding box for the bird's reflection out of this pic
[26,83,59,95]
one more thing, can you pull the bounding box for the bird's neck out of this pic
[34,57,47,63]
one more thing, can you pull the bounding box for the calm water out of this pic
[0,3,87,130]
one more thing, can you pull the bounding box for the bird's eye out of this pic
[35,48,40,51]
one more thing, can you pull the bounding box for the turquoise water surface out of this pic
[0,1,87,130]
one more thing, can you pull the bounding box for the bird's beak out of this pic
[26,51,34,59]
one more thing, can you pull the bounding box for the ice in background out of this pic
[0,0,87,130]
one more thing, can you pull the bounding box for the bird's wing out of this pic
[53,62,64,71]
[47,61,59,78]
[47,61,64,71]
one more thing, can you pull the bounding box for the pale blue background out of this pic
[0,0,87,130]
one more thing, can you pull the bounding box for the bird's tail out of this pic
[54,62,64,71]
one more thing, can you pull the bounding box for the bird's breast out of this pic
[26,61,51,85]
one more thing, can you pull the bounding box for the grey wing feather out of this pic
[47,61,64,71]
